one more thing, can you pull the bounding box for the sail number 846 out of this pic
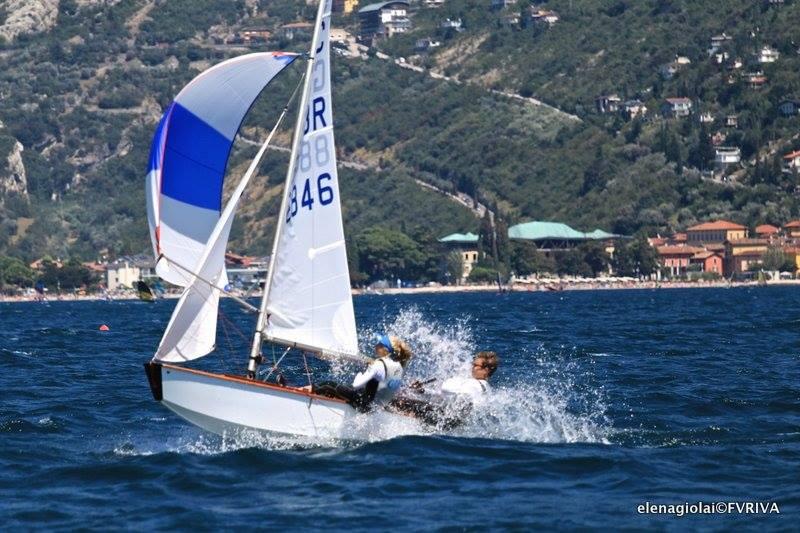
[286,173,333,222]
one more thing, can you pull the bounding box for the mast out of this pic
[247,0,329,377]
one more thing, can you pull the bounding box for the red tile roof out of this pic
[687,220,746,231]
[783,150,800,160]
[672,232,687,241]
[691,251,720,260]
[726,238,769,246]
[657,245,704,256]
[755,224,779,234]
[783,220,800,229]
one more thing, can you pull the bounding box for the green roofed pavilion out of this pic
[584,229,620,239]
[508,221,587,241]
[438,232,479,243]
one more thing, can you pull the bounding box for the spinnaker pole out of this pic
[247,0,329,378]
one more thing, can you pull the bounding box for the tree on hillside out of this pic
[510,242,555,276]
[556,249,592,277]
[495,218,510,266]
[39,259,98,290]
[478,211,496,263]
[0,256,35,289]
[444,250,464,285]
[761,245,787,272]
[354,227,430,283]
[581,242,611,276]
[613,234,659,277]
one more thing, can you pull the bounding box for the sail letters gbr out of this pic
[287,9,335,224]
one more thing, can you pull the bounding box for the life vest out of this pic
[374,356,404,403]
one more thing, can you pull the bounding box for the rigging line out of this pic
[263,346,292,382]
[302,351,313,388]
[218,310,235,368]
[218,304,250,343]
[159,254,258,313]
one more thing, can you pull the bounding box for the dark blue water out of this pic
[2,288,798,530]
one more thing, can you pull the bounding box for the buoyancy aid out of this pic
[374,356,404,403]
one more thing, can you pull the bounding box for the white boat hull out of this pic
[144,362,418,440]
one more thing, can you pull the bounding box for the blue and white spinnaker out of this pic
[146,52,297,287]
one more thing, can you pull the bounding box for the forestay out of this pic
[146,52,297,287]
[263,0,358,357]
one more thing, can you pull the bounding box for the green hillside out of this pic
[0,0,799,270]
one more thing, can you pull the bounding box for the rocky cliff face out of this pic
[0,0,59,43]
[1,140,28,197]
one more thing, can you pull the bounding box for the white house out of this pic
[715,147,741,166]
[596,94,621,113]
[622,99,647,118]
[440,17,462,30]
[661,97,692,118]
[758,45,780,63]
[783,150,800,172]
[106,262,140,291]
[530,8,559,25]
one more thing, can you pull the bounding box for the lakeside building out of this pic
[686,220,747,245]
[783,220,800,238]
[755,224,780,241]
[438,232,480,282]
[658,245,703,277]
[691,250,724,274]
[358,1,411,43]
[724,239,770,276]
[225,253,268,288]
[507,221,620,257]
[106,261,140,291]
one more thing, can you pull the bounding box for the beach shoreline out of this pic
[3,278,798,303]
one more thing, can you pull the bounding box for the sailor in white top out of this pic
[440,375,490,401]
[439,351,499,402]
[351,334,413,407]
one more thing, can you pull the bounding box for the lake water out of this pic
[1,288,798,529]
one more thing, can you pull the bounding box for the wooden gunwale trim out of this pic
[159,362,349,405]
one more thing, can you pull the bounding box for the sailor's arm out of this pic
[352,360,386,389]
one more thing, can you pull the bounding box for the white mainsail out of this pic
[260,0,358,357]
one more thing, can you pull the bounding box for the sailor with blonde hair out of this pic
[313,333,413,411]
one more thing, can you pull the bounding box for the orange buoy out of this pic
[99,324,110,331]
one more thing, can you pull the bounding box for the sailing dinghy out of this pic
[143,0,416,439]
